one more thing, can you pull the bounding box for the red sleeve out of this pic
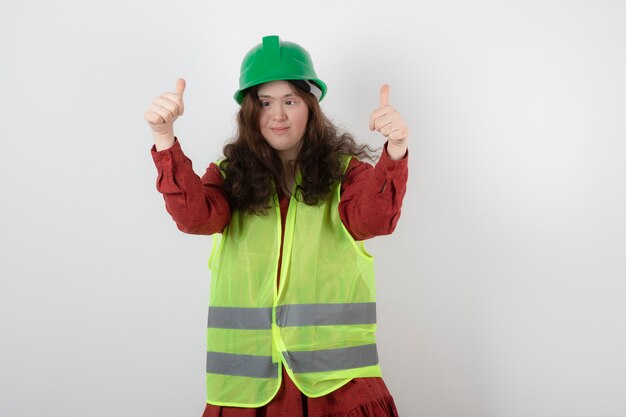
[339,142,408,240]
[151,137,231,235]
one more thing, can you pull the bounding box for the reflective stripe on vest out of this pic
[206,351,278,378]
[282,343,379,373]
[208,302,377,329]
[208,306,272,329]
[206,342,378,378]
[276,302,376,327]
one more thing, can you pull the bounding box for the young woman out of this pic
[144,35,409,417]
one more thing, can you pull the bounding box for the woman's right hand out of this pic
[144,78,186,149]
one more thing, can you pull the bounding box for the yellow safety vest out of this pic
[206,157,381,407]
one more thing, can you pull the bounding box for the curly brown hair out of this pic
[221,82,377,214]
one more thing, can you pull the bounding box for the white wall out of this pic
[1,0,625,416]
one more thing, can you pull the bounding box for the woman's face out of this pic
[257,80,309,162]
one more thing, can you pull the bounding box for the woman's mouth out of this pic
[271,127,289,134]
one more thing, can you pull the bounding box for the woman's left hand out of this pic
[369,84,409,160]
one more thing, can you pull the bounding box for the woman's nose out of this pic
[271,105,287,121]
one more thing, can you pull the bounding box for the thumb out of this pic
[379,84,389,107]
[175,78,186,96]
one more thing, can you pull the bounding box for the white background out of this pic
[1,0,625,416]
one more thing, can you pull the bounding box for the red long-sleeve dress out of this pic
[151,137,408,417]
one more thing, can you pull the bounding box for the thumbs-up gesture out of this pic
[144,78,186,146]
[369,84,409,160]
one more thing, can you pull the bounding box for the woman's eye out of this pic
[285,100,296,106]
[260,101,271,107]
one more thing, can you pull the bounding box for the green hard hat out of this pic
[234,35,327,104]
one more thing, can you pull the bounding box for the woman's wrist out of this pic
[153,132,175,151]
[387,141,408,160]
